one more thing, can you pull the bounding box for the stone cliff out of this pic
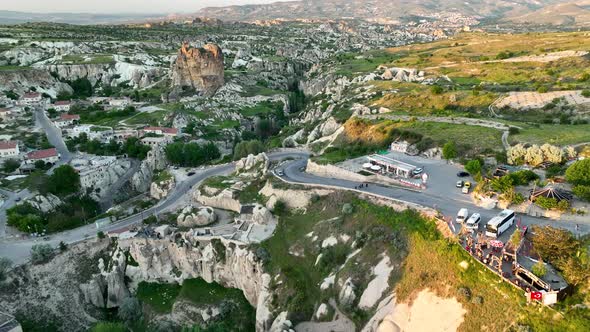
[171,42,224,97]
[120,235,279,331]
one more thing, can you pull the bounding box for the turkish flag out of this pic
[531,292,543,301]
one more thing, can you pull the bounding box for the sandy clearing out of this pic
[377,289,466,332]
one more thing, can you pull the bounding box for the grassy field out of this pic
[398,121,504,152]
[136,278,255,330]
[60,54,114,65]
[123,110,168,126]
[507,122,590,146]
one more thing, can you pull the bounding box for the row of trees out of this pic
[68,134,151,160]
[165,142,221,167]
[507,143,576,166]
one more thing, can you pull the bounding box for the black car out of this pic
[457,171,470,177]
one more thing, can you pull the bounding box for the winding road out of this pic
[1,149,588,265]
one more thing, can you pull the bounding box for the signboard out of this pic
[530,291,543,301]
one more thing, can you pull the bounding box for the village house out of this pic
[0,108,13,122]
[19,92,43,106]
[53,100,72,112]
[113,129,139,143]
[140,126,179,138]
[108,98,131,108]
[141,136,173,147]
[66,125,114,142]
[71,156,117,189]
[0,140,19,158]
[54,114,80,128]
[25,148,60,165]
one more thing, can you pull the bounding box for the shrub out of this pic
[97,231,106,239]
[464,159,482,176]
[0,257,12,281]
[31,244,54,264]
[59,241,67,252]
[572,185,590,202]
[273,200,287,215]
[566,159,590,186]
[442,141,457,161]
[457,286,471,300]
[90,322,127,332]
[430,85,444,95]
[532,260,547,278]
[581,89,590,98]
[508,127,520,135]
[341,203,354,215]
[233,140,265,160]
[471,296,483,305]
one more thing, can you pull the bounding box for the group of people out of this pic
[354,183,369,190]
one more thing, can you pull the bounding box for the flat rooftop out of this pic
[368,154,417,170]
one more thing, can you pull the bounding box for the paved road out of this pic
[34,108,73,167]
[279,157,590,238]
[1,149,588,265]
[0,150,308,264]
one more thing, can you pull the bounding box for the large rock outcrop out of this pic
[171,42,224,96]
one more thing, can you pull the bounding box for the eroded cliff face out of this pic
[171,42,224,96]
[120,235,277,331]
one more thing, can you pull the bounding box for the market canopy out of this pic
[529,186,573,202]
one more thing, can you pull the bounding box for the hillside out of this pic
[505,1,590,26]
[196,0,561,22]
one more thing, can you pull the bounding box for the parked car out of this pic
[456,180,464,188]
[456,208,469,223]
[299,166,306,172]
[462,184,470,194]
[412,167,424,176]
[187,171,195,176]
[457,171,470,177]
[465,213,481,230]
[277,169,285,176]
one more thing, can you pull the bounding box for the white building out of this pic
[54,114,80,128]
[25,148,60,165]
[141,126,179,138]
[53,100,72,112]
[67,125,114,142]
[109,98,131,108]
[19,92,43,106]
[141,136,172,146]
[0,140,19,158]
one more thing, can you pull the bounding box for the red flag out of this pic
[531,291,543,301]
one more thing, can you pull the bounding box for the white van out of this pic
[465,213,481,230]
[456,208,469,223]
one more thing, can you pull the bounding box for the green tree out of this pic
[69,77,93,98]
[442,141,457,161]
[566,159,590,185]
[2,159,21,173]
[233,140,265,160]
[581,89,590,98]
[45,165,80,197]
[464,159,482,176]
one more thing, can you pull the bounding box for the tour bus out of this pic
[485,209,516,238]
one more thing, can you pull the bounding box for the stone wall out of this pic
[259,180,332,209]
[193,189,242,213]
[306,160,408,187]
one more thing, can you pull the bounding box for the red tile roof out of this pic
[143,126,178,135]
[60,114,80,121]
[27,148,58,160]
[23,92,41,99]
[0,141,17,150]
[54,100,71,106]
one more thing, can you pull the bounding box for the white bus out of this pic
[485,209,516,238]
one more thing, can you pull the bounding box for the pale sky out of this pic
[0,0,290,14]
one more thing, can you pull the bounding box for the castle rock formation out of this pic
[171,42,224,96]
